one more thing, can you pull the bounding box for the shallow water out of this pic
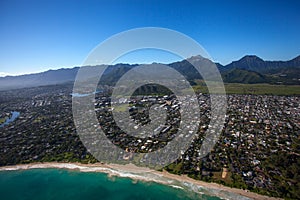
[0,169,221,200]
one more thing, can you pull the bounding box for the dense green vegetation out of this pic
[222,68,267,84]
[164,150,300,199]
[261,152,300,199]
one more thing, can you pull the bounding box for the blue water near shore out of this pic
[0,169,221,200]
[0,111,20,128]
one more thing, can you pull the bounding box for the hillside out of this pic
[222,68,267,84]
[0,55,299,91]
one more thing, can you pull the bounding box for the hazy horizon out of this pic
[1,52,300,77]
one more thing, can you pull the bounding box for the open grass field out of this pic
[193,83,300,95]
[0,117,6,124]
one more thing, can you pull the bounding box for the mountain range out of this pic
[0,55,299,91]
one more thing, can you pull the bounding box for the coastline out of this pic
[0,162,280,200]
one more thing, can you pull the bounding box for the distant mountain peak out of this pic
[239,55,264,62]
[187,55,206,61]
[291,55,300,61]
[226,55,266,72]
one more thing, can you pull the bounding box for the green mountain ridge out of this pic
[221,68,267,84]
[0,55,299,91]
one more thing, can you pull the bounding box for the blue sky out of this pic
[0,0,300,76]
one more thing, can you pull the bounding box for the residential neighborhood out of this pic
[0,83,299,198]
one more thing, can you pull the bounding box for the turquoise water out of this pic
[0,169,221,200]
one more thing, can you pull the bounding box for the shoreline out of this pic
[0,162,280,200]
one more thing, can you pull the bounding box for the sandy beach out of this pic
[0,162,281,200]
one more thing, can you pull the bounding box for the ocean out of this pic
[0,169,221,200]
